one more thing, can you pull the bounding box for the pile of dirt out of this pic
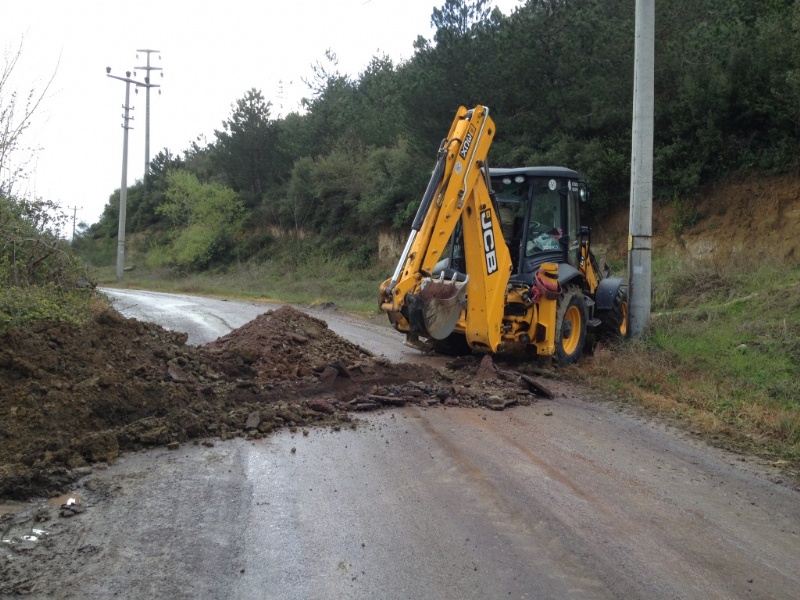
[0,306,545,501]
[204,306,368,383]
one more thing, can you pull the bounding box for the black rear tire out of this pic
[596,284,629,341]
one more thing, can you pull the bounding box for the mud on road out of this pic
[0,305,543,501]
[1,303,553,596]
[3,299,800,599]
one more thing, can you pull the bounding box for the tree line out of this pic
[80,0,800,271]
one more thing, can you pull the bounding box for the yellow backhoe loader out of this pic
[379,105,627,365]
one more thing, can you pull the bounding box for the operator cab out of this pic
[432,166,590,284]
[491,166,588,283]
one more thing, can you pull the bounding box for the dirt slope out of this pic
[594,173,800,263]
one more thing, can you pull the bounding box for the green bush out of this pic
[1,196,86,287]
[148,171,246,271]
[0,284,94,330]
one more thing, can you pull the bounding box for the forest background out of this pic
[60,0,799,273]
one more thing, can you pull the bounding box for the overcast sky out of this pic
[5,0,521,229]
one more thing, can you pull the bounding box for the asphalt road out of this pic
[14,289,799,599]
[101,288,439,365]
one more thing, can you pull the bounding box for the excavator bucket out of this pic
[416,275,469,340]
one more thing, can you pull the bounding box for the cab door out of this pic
[565,180,582,268]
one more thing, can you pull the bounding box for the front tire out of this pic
[555,286,587,366]
[431,331,472,356]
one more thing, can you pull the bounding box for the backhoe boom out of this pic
[379,105,512,351]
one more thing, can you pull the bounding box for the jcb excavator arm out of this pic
[379,105,512,352]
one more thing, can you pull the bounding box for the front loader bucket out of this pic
[408,276,469,340]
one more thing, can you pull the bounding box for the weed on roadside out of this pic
[579,256,800,468]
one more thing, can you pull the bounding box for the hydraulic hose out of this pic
[411,145,448,232]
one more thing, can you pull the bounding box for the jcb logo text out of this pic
[481,210,498,275]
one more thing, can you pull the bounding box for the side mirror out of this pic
[578,179,591,202]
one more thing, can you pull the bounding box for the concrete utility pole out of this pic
[628,0,655,337]
[106,68,146,282]
[67,205,82,243]
[134,49,162,181]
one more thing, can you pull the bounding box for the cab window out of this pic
[525,178,563,258]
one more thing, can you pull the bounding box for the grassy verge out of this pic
[576,256,800,470]
[93,257,390,318]
[93,248,800,470]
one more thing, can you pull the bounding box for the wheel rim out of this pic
[562,305,582,355]
[619,301,628,336]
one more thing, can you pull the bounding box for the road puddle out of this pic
[47,492,82,507]
[0,491,81,517]
[0,494,74,549]
[20,528,49,542]
[0,501,28,516]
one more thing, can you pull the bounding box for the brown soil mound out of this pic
[204,306,368,382]
[0,306,542,501]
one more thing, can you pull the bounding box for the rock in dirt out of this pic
[520,374,555,399]
[475,355,499,381]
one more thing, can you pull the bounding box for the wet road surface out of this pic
[101,288,440,366]
[40,289,800,598]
